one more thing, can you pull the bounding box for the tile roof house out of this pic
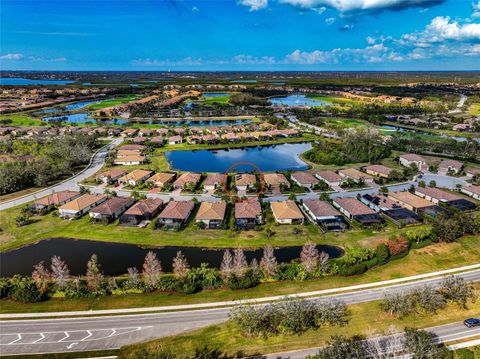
[438,159,463,174]
[96,168,127,184]
[58,194,107,219]
[157,200,195,229]
[291,172,318,188]
[118,144,146,152]
[168,135,183,145]
[338,168,374,184]
[203,173,225,191]
[270,200,304,224]
[388,191,435,212]
[119,198,163,226]
[235,199,263,229]
[156,128,169,136]
[264,173,290,190]
[315,170,343,187]
[461,185,480,200]
[173,172,202,189]
[302,199,346,231]
[146,172,176,188]
[235,173,257,191]
[414,187,460,204]
[332,197,384,227]
[195,201,227,229]
[119,169,153,186]
[150,136,165,145]
[113,155,146,165]
[364,164,392,179]
[89,196,135,222]
[31,191,81,211]
[399,153,427,170]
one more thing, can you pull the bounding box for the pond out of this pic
[0,238,343,276]
[202,93,230,97]
[0,77,75,85]
[270,94,332,107]
[42,113,127,125]
[165,142,312,172]
[35,100,102,114]
[150,119,252,127]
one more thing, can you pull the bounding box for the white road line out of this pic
[8,334,21,345]
[107,329,116,338]
[31,333,45,344]
[59,331,70,342]
[81,330,93,341]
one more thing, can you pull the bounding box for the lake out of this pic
[35,100,102,114]
[0,238,343,276]
[270,94,332,107]
[0,77,74,85]
[165,142,312,172]
[43,113,127,125]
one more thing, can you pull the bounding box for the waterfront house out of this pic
[59,194,107,219]
[291,172,318,189]
[332,197,384,227]
[119,198,163,226]
[235,173,257,191]
[270,200,304,224]
[31,191,81,212]
[157,200,195,229]
[195,201,227,229]
[302,199,347,231]
[89,196,135,222]
[315,170,343,187]
[235,199,263,229]
[264,173,290,191]
[338,168,374,184]
[168,135,183,145]
[173,172,202,190]
[146,172,176,188]
[203,173,224,191]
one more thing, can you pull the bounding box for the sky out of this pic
[1,0,479,71]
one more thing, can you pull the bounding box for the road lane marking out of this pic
[81,330,92,341]
[66,342,78,349]
[8,334,21,345]
[59,331,70,342]
[31,333,45,344]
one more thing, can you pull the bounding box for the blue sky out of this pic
[1,0,479,70]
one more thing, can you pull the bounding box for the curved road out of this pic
[1,269,479,355]
[0,137,123,211]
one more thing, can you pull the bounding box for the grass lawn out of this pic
[0,113,43,126]
[324,117,368,128]
[87,95,141,110]
[469,103,480,116]
[306,95,364,105]
[119,286,480,357]
[203,95,230,105]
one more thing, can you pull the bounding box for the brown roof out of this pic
[203,173,224,186]
[339,168,373,181]
[90,197,133,215]
[389,191,433,209]
[303,199,341,217]
[147,172,175,185]
[174,172,201,187]
[119,144,145,151]
[416,187,460,201]
[364,164,392,176]
[264,173,290,186]
[97,168,127,179]
[439,159,463,170]
[291,172,318,185]
[464,185,480,196]
[271,200,304,220]
[34,191,79,207]
[158,200,195,220]
[168,135,182,142]
[333,197,376,216]
[236,173,257,186]
[114,155,145,163]
[119,169,152,182]
[123,198,163,216]
[400,153,425,162]
[235,199,262,219]
[315,170,342,183]
[196,201,227,221]
[59,194,106,212]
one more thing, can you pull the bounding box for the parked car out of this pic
[464,318,480,328]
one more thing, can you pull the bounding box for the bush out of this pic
[375,243,390,264]
[9,277,43,303]
[336,263,367,276]
[226,270,259,290]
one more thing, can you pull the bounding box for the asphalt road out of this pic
[0,137,123,211]
[1,270,479,355]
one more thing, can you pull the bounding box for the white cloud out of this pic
[132,57,208,66]
[239,0,268,11]
[325,16,336,25]
[312,6,326,14]
[0,53,23,60]
[473,1,480,18]
[232,54,276,64]
[191,6,199,12]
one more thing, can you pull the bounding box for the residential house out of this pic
[235,173,257,191]
[96,168,127,184]
[58,194,107,219]
[30,191,81,212]
[364,164,392,179]
[235,199,263,229]
[291,172,318,189]
[113,155,146,165]
[118,144,145,152]
[270,200,304,224]
[156,128,169,136]
[119,169,152,186]
[338,168,374,184]
[146,172,176,188]
[157,200,195,229]
[195,201,227,229]
[399,153,426,170]
[315,170,343,187]
[119,198,163,226]
[121,128,138,137]
[388,191,436,212]
[168,135,183,145]
[150,136,164,145]
[173,172,202,190]
[438,159,463,175]
[132,137,147,144]
[89,196,135,222]
[203,173,224,191]
[264,173,290,191]
[302,199,347,231]
[332,197,384,227]
[415,186,476,211]
[461,185,480,200]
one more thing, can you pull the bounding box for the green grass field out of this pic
[0,113,44,126]
[469,103,480,116]
[202,95,230,105]
[306,95,364,105]
[119,285,480,357]
[324,117,367,128]
[87,95,141,110]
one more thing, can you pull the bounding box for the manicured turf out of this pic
[325,117,367,128]
[87,95,141,110]
[306,95,364,105]
[202,95,230,105]
[469,103,480,116]
[119,286,480,357]
[0,113,43,126]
